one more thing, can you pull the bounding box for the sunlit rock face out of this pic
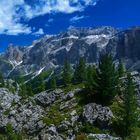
[1,26,140,78]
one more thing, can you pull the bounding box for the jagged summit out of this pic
[0,26,140,78]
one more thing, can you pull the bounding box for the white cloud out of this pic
[70,15,89,23]
[33,28,44,36]
[0,0,99,35]
[0,0,31,35]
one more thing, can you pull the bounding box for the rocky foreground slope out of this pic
[0,88,121,140]
[0,71,140,140]
[0,69,139,140]
[0,26,140,78]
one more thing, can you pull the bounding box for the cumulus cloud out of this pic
[0,0,31,35]
[0,0,99,35]
[70,15,89,23]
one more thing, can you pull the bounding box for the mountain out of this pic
[0,26,140,78]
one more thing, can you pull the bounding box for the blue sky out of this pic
[0,0,140,52]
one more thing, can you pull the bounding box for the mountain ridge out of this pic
[0,26,140,78]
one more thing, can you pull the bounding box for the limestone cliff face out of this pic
[0,26,140,77]
[5,44,24,62]
[106,27,140,69]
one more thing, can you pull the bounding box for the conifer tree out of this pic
[19,82,27,97]
[121,73,138,137]
[35,74,45,93]
[62,59,71,86]
[94,53,118,105]
[12,79,19,92]
[0,72,5,87]
[74,57,86,83]
[16,76,26,96]
[117,59,125,96]
[85,65,96,91]
[26,83,34,96]
[50,77,57,90]
[118,59,125,77]
[6,79,10,89]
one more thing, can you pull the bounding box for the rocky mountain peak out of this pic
[0,26,140,78]
[5,44,24,62]
[66,26,118,37]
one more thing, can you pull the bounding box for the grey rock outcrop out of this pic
[0,88,44,134]
[0,87,124,139]
[0,88,20,112]
[35,89,63,106]
[37,125,64,140]
[83,103,113,128]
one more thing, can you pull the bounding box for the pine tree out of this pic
[0,72,5,87]
[85,65,96,91]
[121,73,138,137]
[74,57,86,83]
[117,59,125,96]
[94,53,118,105]
[19,79,27,98]
[62,59,71,86]
[118,59,125,77]
[19,82,27,97]
[6,79,10,89]
[12,79,19,92]
[26,83,34,96]
[50,77,57,90]
[34,74,45,93]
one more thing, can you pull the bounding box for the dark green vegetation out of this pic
[74,57,86,83]
[0,53,139,140]
[93,54,118,105]
[0,72,5,87]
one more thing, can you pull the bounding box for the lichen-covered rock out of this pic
[39,125,64,140]
[0,88,20,112]
[35,89,63,106]
[0,93,45,134]
[83,103,113,128]
[58,121,71,131]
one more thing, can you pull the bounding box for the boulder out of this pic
[58,121,71,132]
[35,89,63,106]
[83,103,113,128]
